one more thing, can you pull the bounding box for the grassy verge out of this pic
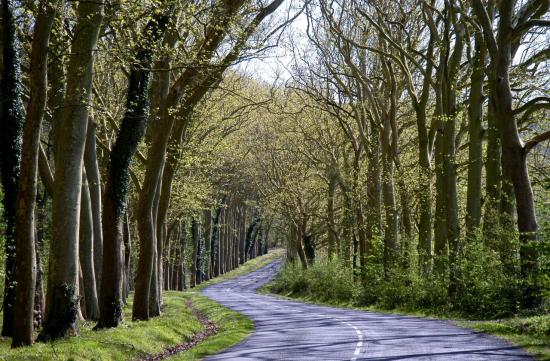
[458,317,550,361]
[167,248,285,360]
[0,250,283,361]
[0,292,203,361]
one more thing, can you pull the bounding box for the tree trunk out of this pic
[1,0,24,338]
[39,0,103,341]
[34,191,47,329]
[99,7,169,327]
[12,0,58,345]
[191,219,199,288]
[483,98,502,247]
[79,172,99,320]
[123,213,131,300]
[382,139,398,275]
[465,32,486,237]
[84,119,103,297]
[327,173,338,259]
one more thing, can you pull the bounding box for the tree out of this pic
[0,0,24,339]
[39,0,104,341]
[97,2,170,329]
[473,0,550,307]
[12,0,59,345]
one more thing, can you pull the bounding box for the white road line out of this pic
[222,287,366,360]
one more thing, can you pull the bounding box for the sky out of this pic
[235,1,309,84]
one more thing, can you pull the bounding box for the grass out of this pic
[0,292,203,361]
[458,316,550,361]
[0,249,284,361]
[167,248,285,360]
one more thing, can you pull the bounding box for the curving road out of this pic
[202,259,532,361]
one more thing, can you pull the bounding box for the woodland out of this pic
[0,0,549,356]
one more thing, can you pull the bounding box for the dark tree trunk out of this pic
[123,213,131,300]
[245,218,261,261]
[0,0,23,338]
[98,8,169,328]
[12,0,57,345]
[211,205,223,276]
[466,32,486,237]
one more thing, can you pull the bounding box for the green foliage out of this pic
[271,236,541,320]
[269,259,357,303]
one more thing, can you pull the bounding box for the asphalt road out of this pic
[202,259,532,361]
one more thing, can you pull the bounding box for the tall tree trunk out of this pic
[39,0,103,341]
[327,172,338,259]
[133,109,173,321]
[413,47,434,273]
[99,7,169,327]
[211,205,223,275]
[381,60,399,276]
[483,98,502,247]
[34,190,48,329]
[382,137,398,275]
[84,119,103,297]
[465,32,486,237]
[191,219,199,288]
[442,6,464,299]
[366,124,381,242]
[79,172,99,320]
[433,113,447,273]
[148,180,161,316]
[123,213,131,300]
[0,0,24,338]
[239,206,246,265]
[12,0,58,346]
[474,0,543,307]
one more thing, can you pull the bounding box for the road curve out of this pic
[202,259,531,361]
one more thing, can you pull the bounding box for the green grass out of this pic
[165,294,253,360]
[0,292,203,361]
[0,250,284,361]
[168,248,285,360]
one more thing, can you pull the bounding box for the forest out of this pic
[0,0,549,359]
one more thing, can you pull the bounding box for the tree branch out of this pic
[524,130,550,154]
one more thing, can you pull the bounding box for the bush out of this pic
[269,258,355,303]
[269,233,537,320]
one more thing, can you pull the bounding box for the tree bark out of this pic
[0,0,24,338]
[84,119,103,297]
[99,6,169,327]
[466,31,486,236]
[39,0,103,341]
[12,0,58,346]
[79,171,100,320]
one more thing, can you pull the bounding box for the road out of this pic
[202,259,532,361]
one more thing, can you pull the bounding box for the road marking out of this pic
[209,264,366,361]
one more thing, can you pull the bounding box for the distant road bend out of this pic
[202,260,532,361]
